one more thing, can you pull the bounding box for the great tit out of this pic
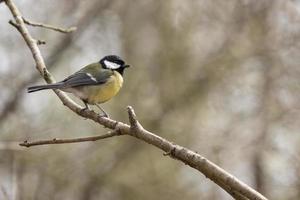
[27,55,130,117]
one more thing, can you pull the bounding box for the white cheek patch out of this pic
[86,73,97,82]
[104,60,121,69]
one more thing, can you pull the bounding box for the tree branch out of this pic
[124,108,268,200]
[4,0,268,199]
[8,19,19,29]
[19,129,122,147]
[22,17,77,33]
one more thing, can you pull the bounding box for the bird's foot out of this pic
[98,111,109,118]
[80,100,93,115]
[79,108,86,117]
[95,104,110,118]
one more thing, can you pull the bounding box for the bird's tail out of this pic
[27,83,63,93]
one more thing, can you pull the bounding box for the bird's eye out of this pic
[104,60,121,69]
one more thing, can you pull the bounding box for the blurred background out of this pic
[0,0,300,199]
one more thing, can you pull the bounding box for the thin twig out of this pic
[20,129,121,147]
[9,20,46,45]
[127,106,144,133]
[8,19,19,29]
[22,17,77,33]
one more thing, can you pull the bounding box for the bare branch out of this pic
[19,129,122,147]
[127,106,144,132]
[4,0,268,199]
[8,19,19,29]
[22,17,77,33]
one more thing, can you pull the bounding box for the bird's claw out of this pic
[98,112,109,118]
[80,108,86,115]
[95,104,110,118]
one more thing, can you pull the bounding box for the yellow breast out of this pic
[87,71,123,104]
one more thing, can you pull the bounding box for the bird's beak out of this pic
[123,64,130,68]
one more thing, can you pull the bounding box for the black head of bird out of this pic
[100,55,130,75]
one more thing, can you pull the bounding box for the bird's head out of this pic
[99,55,130,75]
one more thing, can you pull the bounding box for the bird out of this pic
[27,55,130,117]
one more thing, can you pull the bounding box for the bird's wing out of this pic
[61,65,113,87]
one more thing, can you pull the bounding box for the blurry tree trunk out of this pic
[243,3,273,196]
[253,152,266,194]
[252,60,272,194]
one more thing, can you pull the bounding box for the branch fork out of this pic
[127,106,144,136]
